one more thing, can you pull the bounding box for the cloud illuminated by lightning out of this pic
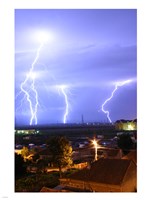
[18,31,50,125]
[101,79,132,123]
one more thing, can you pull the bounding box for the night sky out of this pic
[15,9,137,126]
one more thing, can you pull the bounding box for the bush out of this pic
[15,173,60,192]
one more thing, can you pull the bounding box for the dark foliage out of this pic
[15,173,60,192]
[117,133,134,154]
[46,136,73,177]
[15,153,26,179]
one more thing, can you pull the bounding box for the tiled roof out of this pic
[68,168,89,181]
[69,158,134,185]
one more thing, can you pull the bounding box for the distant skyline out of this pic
[15,9,137,126]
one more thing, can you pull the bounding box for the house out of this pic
[100,148,123,159]
[60,158,137,192]
[73,147,123,162]
[72,147,93,162]
[115,119,137,131]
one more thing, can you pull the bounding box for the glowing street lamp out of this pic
[92,138,99,161]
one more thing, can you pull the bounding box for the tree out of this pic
[117,133,134,154]
[21,146,30,160]
[47,136,72,177]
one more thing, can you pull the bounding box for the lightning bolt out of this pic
[20,42,44,125]
[56,85,71,124]
[101,79,132,123]
[60,85,69,124]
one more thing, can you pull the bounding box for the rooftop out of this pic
[68,158,135,185]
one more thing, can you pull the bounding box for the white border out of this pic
[0,0,14,198]
[0,0,150,200]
